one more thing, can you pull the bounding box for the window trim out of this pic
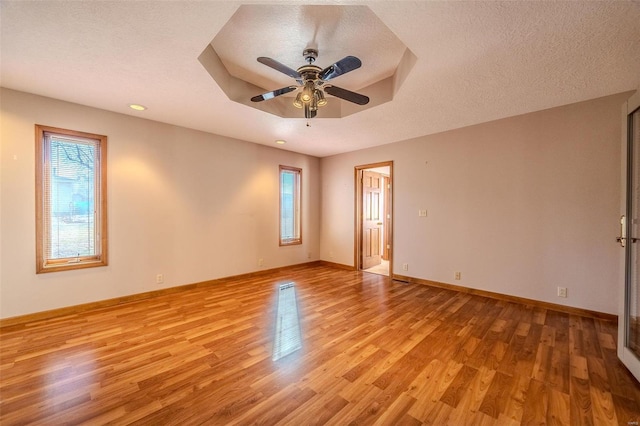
[279,165,302,246]
[35,125,108,273]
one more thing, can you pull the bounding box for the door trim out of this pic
[619,89,640,381]
[354,161,393,276]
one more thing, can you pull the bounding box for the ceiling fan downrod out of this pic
[303,48,318,64]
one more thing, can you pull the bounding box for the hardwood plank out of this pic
[501,373,531,423]
[547,387,570,425]
[280,391,350,425]
[478,370,515,419]
[587,355,612,393]
[443,365,495,425]
[371,392,417,425]
[570,376,595,426]
[233,385,317,425]
[438,364,478,408]
[612,393,640,426]
[580,317,604,358]
[0,264,638,425]
[326,382,384,426]
[570,354,589,381]
[497,324,529,376]
[601,346,640,402]
[406,359,462,421]
[521,379,549,425]
[589,386,619,425]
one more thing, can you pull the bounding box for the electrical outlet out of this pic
[455,272,461,280]
[329,251,334,259]
[156,274,164,284]
[258,258,264,267]
[418,209,427,217]
[402,263,409,271]
[557,287,567,298]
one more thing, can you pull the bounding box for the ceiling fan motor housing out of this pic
[303,48,318,63]
[297,65,322,83]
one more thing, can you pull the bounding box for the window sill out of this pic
[36,259,108,274]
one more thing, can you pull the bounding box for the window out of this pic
[279,165,301,246]
[35,125,108,273]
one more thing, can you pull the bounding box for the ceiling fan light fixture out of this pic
[293,93,303,108]
[315,90,327,107]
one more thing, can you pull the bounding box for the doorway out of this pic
[355,162,393,276]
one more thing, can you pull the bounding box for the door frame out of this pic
[354,161,393,276]
[619,89,640,381]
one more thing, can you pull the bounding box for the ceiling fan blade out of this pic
[251,86,297,102]
[257,57,301,79]
[324,85,369,105]
[319,56,362,81]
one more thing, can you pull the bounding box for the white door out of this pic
[362,170,383,270]
[618,90,640,381]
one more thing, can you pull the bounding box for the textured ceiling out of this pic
[1,1,639,157]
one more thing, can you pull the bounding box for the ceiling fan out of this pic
[250,48,370,119]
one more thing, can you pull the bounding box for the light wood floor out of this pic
[1,264,639,425]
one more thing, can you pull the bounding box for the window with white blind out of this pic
[35,125,108,273]
[279,166,302,246]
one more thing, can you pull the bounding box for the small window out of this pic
[35,125,108,273]
[279,165,301,246]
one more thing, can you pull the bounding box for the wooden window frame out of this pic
[279,165,302,246]
[35,125,108,273]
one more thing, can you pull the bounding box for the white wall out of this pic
[0,89,320,319]
[321,92,632,315]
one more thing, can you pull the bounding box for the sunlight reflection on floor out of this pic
[272,282,302,361]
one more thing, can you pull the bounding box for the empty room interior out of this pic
[2,1,640,424]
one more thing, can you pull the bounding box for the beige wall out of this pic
[321,92,632,315]
[0,89,321,319]
[0,88,631,318]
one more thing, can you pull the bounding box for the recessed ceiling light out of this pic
[275,140,286,145]
[128,104,147,111]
